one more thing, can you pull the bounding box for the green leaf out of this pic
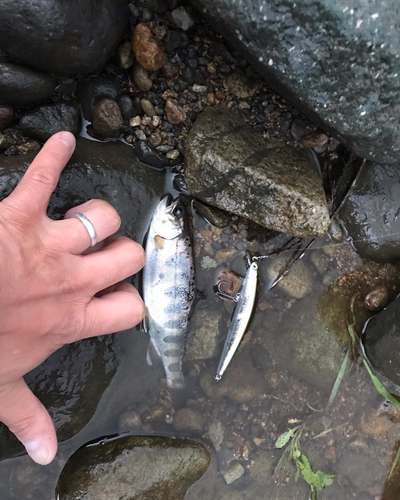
[315,470,337,487]
[297,454,336,491]
[275,428,297,449]
[310,487,317,500]
[363,359,400,410]
[328,350,349,405]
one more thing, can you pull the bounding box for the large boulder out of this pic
[185,107,329,238]
[0,138,165,460]
[191,0,400,165]
[0,63,56,107]
[0,0,129,75]
[56,436,211,500]
[338,162,400,263]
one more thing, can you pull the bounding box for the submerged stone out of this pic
[185,107,329,238]
[56,436,211,500]
[0,138,165,460]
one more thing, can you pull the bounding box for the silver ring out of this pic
[72,213,98,247]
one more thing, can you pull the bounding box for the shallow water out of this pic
[1,184,400,500]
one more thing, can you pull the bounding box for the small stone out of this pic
[364,287,389,311]
[187,309,221,360]
[221,461,245,484]
[132,23,167,71]
[17,139,41,154]
[172,6,195,31]
[141,115,152,126]
[166,149,180,159]
[328,218,345,243]
[149,131,162,147]
[207,62,217,74]
[117,41,134,69]
[130,116,142,127]
[135,129,148,140]
[141,98,156,117]
[224,71,261,99]
[172,408,204,432]
[131,62,153,91]
[134,140,168,169]
[192,84,208,93]
[300,130,328,149]
[162,61,180,80]
[118,95,135,121]
[153,25,167,41]
[207,419,225,450]
[166,99,186,125]
[119,410,142,431]
[92,98,123,138]
[152,115,161,127]
[0,105,14,131]
[207,92,215,104]
[0,133,7,149]
[162,89,178,100]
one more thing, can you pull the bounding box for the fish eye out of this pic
[173,206,183,218]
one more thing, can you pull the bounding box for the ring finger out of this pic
[57,199,121,254]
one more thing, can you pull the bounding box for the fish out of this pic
[143,195,195,390]
[215,259,258,381]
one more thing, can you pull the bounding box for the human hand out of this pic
[0,132,145,465]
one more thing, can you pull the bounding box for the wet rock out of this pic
[172,408,204,432]
[185,107,329,238]
[117,40,134,70]
[224,71,261,99]
[132,63,153,91]
[364,287,389,311]
[300,130,328,149]
[19,101,80,141]
[132,23,167,72]
[77,77,121,121]
[134,140,169,169]
[337,452,385,490]
[56,436,210,500]
[193,200,231,228]
[118,95,135,121]
[186,309,221,360]
[0,134,7,150]
[207,419,225,450]
[192,0,400,164]
[163,61,180,80]
[0,0,128,75]
[261,255,314,299]
[0,105,14,131]
[0,63,56,107]
[119,410,142,431]
[16,139,41,155]
[172,6,195,31]
[149,131,162,147]
[221,461,245,485]
[130,116,142,127]
[141,98,156,117]
[166,98,186,125]
[92,99,123,138]
[364,296,400,386]
[339,162,400,262]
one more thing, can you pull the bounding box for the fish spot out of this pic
[164,303,180,314]
[159,273,165,279]
[164,319,183,329]
[163,335,181,343]
[167,362,181,372]
[154,235,165,249]
[164,349,181,357]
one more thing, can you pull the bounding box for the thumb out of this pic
[0,378,57,465]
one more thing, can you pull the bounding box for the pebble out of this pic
[224,71,261,99]
[192,84,208,93]
[135,129,147,141]
[165,98,186,125]
[152,115,162,127]
[149,131,162,147]
[364,287,389,311]
[166,149,180,159]
[0,105,14,131]
[207,92,215,104]
[92,98,123,138]
[300,130,328,149]
[131,63,153,91]
[162,89,178,100]
[118,95,135,121]
[172,408,204,432]
[141,98,156,117]
[134,140,168,169]
[132,23,167,71]
[221,461,245,484]
[172,6,195,31]
[16,139,41,154]
[0,133,7,149]
[119,410,142,431]
[129,116,142,127]
[162,61,180,80]
[207,419,225,450]
[117,41,134,69]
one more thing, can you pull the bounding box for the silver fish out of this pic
[215,260,258,381]
[143,195,195,390]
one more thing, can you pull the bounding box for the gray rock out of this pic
[364,296,400,386]
[172,6,195,31]
[117,40,134,70]
[262,254,314,299]
[0,0,128,75]
[131,63,153,91]
[337,452,385,490]
[221,461,245,484]
[192,0,400,164]
[186,309,221,360]
[185,107,329,238]
[19,101,81,141]
[118,95,135,122]
[92,99,123,139]
[0,63,56,107]
[339,162,400,263]
[118,410,142,431]
[207,418,225,450]
[77,77,122,122]
[56,436,211,500]
[193,200,231,227]
[0,138,165,461]
[172,408,204,432]
[224,71,261,99]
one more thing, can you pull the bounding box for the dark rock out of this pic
[0,63,56,107]
[118,95,135,121]
[146,0,168,15]
[77,77,121,121]
[19,101,81,141]
[191,0,400,164]
[132,24,167,72]
[364,296,400,386]
[339,162,400,262]
[0,138,165,461]
[55,77,77,96]
[163,30,182,54]
[0,0,129,75]
[0,105,14,131]
[92,99,123,138]
[185,107,330,238]
[193,199,231,227]
[56,436,210,500]
[134,140,169,169]
[163,61,180,80]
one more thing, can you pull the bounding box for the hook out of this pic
[216,281,241,302]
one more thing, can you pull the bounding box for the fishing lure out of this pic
[215,254,258,381]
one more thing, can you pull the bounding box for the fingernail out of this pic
[23,439,52,465]
[57,131,76,152]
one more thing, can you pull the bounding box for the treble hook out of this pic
[216,281,241,302]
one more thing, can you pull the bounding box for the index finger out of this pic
[8,132,76,214]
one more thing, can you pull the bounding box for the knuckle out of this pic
[30,169,57,190]
[92,199,121,228]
